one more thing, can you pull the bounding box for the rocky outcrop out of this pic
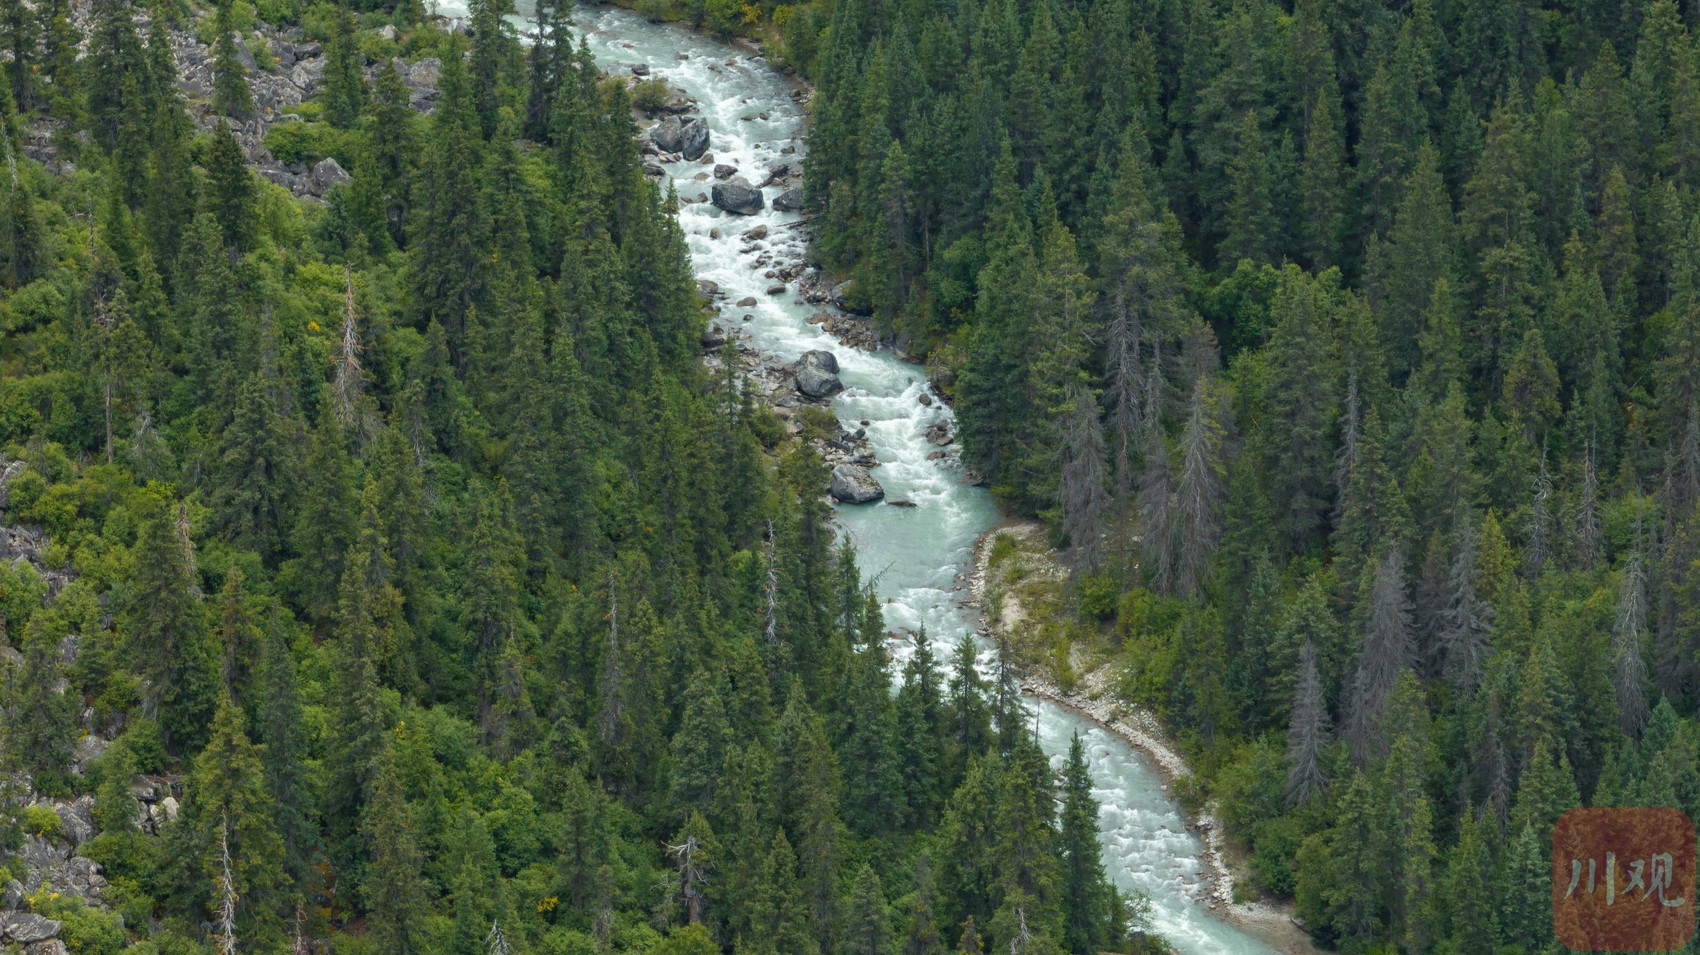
[794,350,844,399]
[772,188,804,212]
[1,913,61,944]
[830,465,884,504]
[311,156,350,195]
[711,177,764,215]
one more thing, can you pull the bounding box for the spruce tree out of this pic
[364,751,429,955]
[1299,77,1347,269]
[1057,735,1113,955]
[211,0,252,119]
[322,6,367,128]
[173,694,287,945]
[843,864,894,955]
[126,500,217,753]
[206,118,256,253]
[1220,111,1274,267]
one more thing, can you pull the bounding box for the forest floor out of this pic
[969,523,1322,955]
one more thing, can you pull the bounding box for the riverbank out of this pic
[967,523,1323,955]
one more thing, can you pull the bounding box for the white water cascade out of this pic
[425,5,1279,951]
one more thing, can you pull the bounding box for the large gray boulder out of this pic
[311,157,350,195]
[2,913,62,944]
[652,116,710,160]
[711,177,764,215]
[795,350,843,399]
[772,188,804,212]
[830,465,884,504]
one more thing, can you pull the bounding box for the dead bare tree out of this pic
[1346,548,1413,765]
[219,814,238,955]
[1284,639,1330,803]
[1137,343,1175,593]
[1614,515,1650,739]
[665,834,708,924]
[765,518,780,643]
[335,265,365,434]
[1173,374,1225,598]
[1059,386,1111,571]
[1439,513,1492,696]
[598,573,622,747]
[1576,436,1600,570]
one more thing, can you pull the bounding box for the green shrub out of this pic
[631,77,673,112]
[30,891,129,955]
[21,804,63,839]
[254,0,301,25]
[746,406,786,449]
[795,405,840,441]
[264,120,357,168]
[1076,571,1120,618]
[119,719,167,774]
[1251,816,1304,897]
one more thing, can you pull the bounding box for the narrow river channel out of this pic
[426,6,1278,951]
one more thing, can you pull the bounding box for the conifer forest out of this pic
[1,0,1699,950]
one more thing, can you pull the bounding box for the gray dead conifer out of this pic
[1613,519,1650,739]
[1346,548,1414,765]
[1332,369,1361,526]
[1284,639,1330,803]
[1173,374,1225,598]
[1526,447,1552,577]
[1576,438,1600,570]
[1137,344,1175,593]
[1059,386,1112,571]
[335,266,366,434]
[1440,513,1493,696]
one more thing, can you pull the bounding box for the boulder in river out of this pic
[712,177,764,215]
[652,116,710,159]
[795,349,843,399]
[830,465,884,504]
[713,163,737,179]
[773,188,804,211]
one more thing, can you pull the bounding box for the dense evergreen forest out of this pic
[0,4,1138,955]
[770,0,1700,946]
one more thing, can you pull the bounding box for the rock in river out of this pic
[773,188,804,211]
[795,350,843,399]
[652,116,710,160]
[830,465,884,504]
[712,177,765,215]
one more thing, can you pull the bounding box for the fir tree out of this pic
[211,0,252,119]
[1057,735,1113,955]
[322,6,367,128]
[126,500,217,753]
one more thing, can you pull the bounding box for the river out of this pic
[424,5,1277,952]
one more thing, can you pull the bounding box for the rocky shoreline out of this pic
[965,523,1321,955]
